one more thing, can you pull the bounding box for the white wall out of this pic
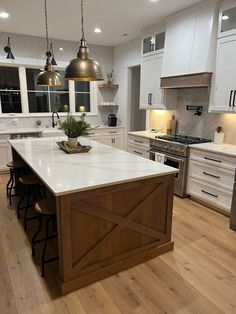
[113,37,141,141]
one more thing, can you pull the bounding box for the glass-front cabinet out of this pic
[142,30,165,57]
[0,66,22,114]
[219,1,236,38]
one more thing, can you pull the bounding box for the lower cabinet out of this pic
[88,127,124,150]
[127,135,150,159]
[187,148,235,213]
[0,136,12,172]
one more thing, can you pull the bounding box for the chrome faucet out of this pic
[52,112,60,128]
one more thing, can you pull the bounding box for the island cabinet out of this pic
[9,137,177,295]
[87,127,124,149]
[187,148,235,213]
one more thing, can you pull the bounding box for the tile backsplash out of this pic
[150,88,236,145]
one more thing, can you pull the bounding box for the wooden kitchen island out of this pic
[9,137,178,295]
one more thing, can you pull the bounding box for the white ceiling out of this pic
[0,0,205,47]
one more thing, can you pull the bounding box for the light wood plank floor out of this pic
[0,173,236,314]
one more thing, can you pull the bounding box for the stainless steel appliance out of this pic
[150,135,211,197]
[230,171,236,231]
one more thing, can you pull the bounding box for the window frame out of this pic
[0,63,98,117]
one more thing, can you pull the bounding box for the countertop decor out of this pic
[56,141,91,154]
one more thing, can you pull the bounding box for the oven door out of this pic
[150,150,187,197]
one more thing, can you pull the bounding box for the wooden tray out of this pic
[56,141,92,154]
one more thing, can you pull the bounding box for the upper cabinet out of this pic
[141,24,165,58]
[162,3,218,77]
[219,0,236,38]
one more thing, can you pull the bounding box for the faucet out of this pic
[52,112,60,128]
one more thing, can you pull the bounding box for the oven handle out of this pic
[149,150,184,163]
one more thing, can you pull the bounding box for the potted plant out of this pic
[60,113,90,148]
[35,119,42,128]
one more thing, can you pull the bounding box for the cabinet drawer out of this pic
[87,129,103,136]
[190,149,236,171]
[128,144,150,159]
[190,160,234,191]
[102,128,123,136]
[128,136,150,148]
[188,177,232,212]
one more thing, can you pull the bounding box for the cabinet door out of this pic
[103,135,123,149]
[140,55,163,109]
[213,36,236,111]
[0,142,12,172]
[219,2,236,38]
[163,15,195,76]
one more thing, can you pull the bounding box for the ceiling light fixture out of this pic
[0,11,9,19]
[59,47,64,51]
[65,0,104,81]
[94,27,102,33]
[4,37,15,59]
[149,0,159,2]
[50,43,57,66]
[37,0,62,86]
[222,15,229,20]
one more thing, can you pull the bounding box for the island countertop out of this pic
[9,137,178,196]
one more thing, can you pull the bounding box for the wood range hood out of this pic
[160,72,212,89]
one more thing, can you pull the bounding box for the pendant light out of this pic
[4,37,15,60]
[37,0,62,86]
[65,0,104,81]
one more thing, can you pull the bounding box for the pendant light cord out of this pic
[81,0,85,40]
[44,0,49,52]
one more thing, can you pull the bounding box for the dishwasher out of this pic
[230,170,236,231]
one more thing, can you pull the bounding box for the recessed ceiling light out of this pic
[149,0,159,2]
[94,27,102,33]
[222,15,229,20]
[59,47,64,51]
[0,11,9,19]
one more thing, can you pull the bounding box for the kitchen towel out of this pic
[155,152,166,164]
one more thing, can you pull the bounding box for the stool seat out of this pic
[19,174,41,185]
[7,161,25,169]
[35,199,56,216]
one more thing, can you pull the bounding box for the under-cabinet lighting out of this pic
[222,15,229,20]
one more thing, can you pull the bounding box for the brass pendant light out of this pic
[37,0,62,86]
[65,0,104,81]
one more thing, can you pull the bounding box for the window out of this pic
[0,66,22,113]
[75,82,91,112]
[26,68,69,113]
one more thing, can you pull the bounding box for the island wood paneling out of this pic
[56,174,175,294]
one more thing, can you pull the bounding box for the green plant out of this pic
[60,113,90,138]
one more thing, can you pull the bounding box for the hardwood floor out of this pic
[0,173,236,314]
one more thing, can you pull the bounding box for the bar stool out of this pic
[32,199,58,277]
[17,174,44,231]
[6,161,25,205]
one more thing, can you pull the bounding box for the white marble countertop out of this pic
[127,131,165,140]
[190,142,236,158]
[9,137,178,196]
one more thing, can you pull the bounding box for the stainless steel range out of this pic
[150,135,211,197]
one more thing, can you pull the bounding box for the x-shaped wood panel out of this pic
[71,181,169,272]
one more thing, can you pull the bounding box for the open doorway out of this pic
[129,65,146,132]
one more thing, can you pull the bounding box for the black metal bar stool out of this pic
[32,199,58,277]
[17,174,44,230]
[6,161,25,205]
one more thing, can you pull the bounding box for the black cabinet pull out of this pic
[134,139,143,144]
[233,90,236,107]
[203,171,220,179]
[229,90,233,107]
[204,156,222,163]
[133,150,143,155]
[148,93,151,105]
[201,189,218,198]
[150,93,153,105]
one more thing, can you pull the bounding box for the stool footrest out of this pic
[44,256,59,265]
[33,234,57,244]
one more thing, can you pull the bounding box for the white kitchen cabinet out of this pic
[209,35,236,112]
[0,136,12,172]
[127,135,150,159]
[218,0,236,38]
[162,3,217,77]
[140,54,177,110]
[88,127,124,149]
[103,135,123,149]
[187,148,235,213]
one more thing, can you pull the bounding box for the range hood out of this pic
[160,72,212,89]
